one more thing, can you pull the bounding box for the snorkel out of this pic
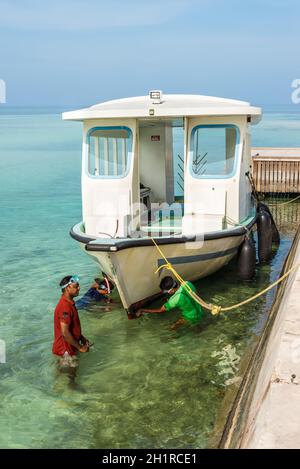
[94,274,113,295]
[103,277,111,294]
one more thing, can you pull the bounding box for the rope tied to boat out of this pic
[268,194,300,207]
[151,237,299,316]
[224,216,251,237]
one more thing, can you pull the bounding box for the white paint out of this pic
[183,115,247,228]
[82,119,139,238]
[62,93,261,122]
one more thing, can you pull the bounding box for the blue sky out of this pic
[0,0,299,106]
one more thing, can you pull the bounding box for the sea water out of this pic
[0,106,300,448]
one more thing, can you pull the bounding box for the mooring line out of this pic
[151,237,299,316]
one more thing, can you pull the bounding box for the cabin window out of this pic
[190,125,239,178]
[87,126,132,178]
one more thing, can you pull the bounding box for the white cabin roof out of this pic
[62,93,261,122]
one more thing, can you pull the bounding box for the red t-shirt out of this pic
[52,295,82,356]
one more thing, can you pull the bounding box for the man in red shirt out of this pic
[52,275,90,367]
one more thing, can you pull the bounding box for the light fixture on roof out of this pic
[149,90,163,104]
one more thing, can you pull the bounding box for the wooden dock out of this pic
[251,147,300,193]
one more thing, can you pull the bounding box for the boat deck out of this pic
[140,214,183,237]
[139,211,247,238]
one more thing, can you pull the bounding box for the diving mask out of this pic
[61,275,80,289]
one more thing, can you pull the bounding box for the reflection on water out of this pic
[268,196,300,235]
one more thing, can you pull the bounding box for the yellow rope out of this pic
[269,194,300,207]
[151,237,299,316]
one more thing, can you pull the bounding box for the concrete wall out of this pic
[241,233,300,448]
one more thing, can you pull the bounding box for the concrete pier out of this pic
[221,225,300,448]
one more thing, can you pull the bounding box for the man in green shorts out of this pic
[136,276,203,330]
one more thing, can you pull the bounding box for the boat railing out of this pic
[177,154,184,193]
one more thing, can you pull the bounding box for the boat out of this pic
[63,91,261,314]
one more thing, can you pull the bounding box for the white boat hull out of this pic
[71,221,256,312]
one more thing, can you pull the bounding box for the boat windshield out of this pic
[87,126,132,178]
[190,124,239,178]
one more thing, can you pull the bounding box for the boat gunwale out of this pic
[69,216,257,252]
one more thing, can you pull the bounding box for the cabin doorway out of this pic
[138,119,184,237]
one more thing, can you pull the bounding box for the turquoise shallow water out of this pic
[0,107,300,448]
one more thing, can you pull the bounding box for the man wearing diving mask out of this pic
[52,275,90,366]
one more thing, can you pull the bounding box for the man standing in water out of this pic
[52,275,90,367]
[136,276,203,330]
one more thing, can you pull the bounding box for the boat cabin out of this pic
[63,91,261,239]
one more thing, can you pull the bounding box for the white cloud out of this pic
[0,0,196,30]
